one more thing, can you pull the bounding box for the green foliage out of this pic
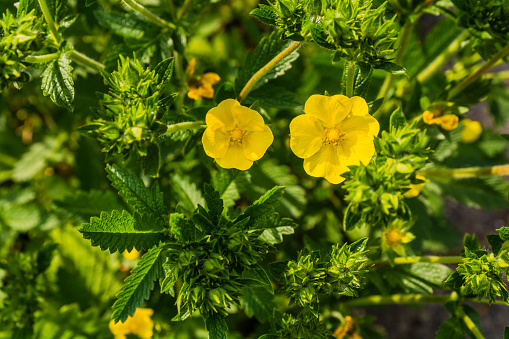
[262,312,335,339]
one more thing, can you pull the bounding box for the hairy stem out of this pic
[448,42,509,100]
[238,41,303,102]
[377,19,414,99]
[419,164,509,179]
[122,0,176,30]
[165,121,204,134]
[416,30,469,84]
[345,60,356,98]
[71,50,105,71]
[343,293,509,307]
[416,30,469,83]
[457,306,485,339]
[23,53,60,63]
[38,0,60,41]
[374,255,463,266]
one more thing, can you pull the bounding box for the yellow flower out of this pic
[403,174,426,198]
[202,99,274,170]
[422,110,458,131]
[109,308,154,339]
[460,119,482,143]
[123,248,140,260]
[289,95,379,184]
[382,225,415,256]
[187,58,220,100]
[333,316,363,339]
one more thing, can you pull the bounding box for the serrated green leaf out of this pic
[250,5,277,27]
[154,58,174,92]
[487,234,506,256]
[17,0,39,16]
[214,82,237,104]
[436,317,463,339]
[238,32,300,92]
[390,107,406,132]
[211,169,251,208]
[112,245,165,323]
[268,261,287,283]
[240,287,275,323]
[310,23,337,50]
[79,210,166,253]
[259,214,296,245]
[55,190,125,221]
[205,313,228,339]
[142,143,160,178]
[376,61,408,77]
[171,174,205,213]
[106,164,166,217]
[204,183,223,225]
[94,10,147,39]
[244,85,302,108]
[41,45,74,111]
[235,186,285,229]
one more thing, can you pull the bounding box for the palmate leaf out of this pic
[79,210,167,253]
[112,245,165,323]
[41,42,74,111]
[106,164,166,217]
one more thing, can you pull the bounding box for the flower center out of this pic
[229,126,245,143]
[323,126,345,146]
[385,228,403,247]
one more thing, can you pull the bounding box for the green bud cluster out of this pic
[452,0,509,60]
[343,111,431,230]
[271,238,370,316]
[79,56,175,161]
[160,185,285,319]
[450,248,508,303]
[317,0,398,66]
[274,0,307,40]
[0,9,47,91]
[265,312,335,339]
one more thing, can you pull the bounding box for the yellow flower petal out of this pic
[232,105,265,132]
[202,125,230,159]
[205,99,237,130]
[350,96,369,116]
[289,114,324,158]
[243,125,274,161]
[187,58,196,76]
[216,144,253,170]
[303,145,349,184]
[187,86,201,100]
[109,308,154,339]
[338,131,375,166]
[201,72,221,86]
[403,174,426,198]
[341,115,380,138]
[198,83,215,99]
[460,119,482,143]
[305,94,352,127]
[437,114,459,130]
[422,110,435,124]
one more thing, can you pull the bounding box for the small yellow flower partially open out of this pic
[202,99,274,170]
[403,174,426,198]
[460,119,483,143]
[289,94,379,184]
[109,308,154,339]
[187,58,221,100]
[423,110,458,131]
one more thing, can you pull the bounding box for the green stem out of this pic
[122,0,176,30]
[71,50,105,71]
[457,306,485,339]
[448,41,509,100]
[38,0,60,41]
[165,121,204,134]
[23,53,60,63]
[177,0,192,21]
[343,293,509,307]
[416,30,469,83]
[374,256,463,266]
[238,41,303,102]
[174,52,185,114]
[419,164,509,179]
[377,19,414,99]
[345,60,356,98]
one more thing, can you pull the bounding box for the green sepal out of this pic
[310,23,336,50]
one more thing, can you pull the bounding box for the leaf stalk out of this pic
[419,164,509,179]
[121,0,176,31]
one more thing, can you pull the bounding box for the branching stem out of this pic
[238,41,303,102]
[419,164,509,179]
[38,0,60,41]
[122,0,176,31]
[71,50,105,71]
[23,53,60,63]
[457,306,485,339]
[448,42,509,100]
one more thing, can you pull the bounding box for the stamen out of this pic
[323,125,345,146]
[229,126,246,143]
